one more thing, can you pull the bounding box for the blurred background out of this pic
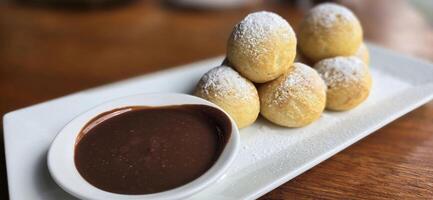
[1,0,433,199]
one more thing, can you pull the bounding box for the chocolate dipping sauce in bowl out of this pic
[47,93,240,200]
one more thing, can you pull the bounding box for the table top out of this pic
[1,0,433,199]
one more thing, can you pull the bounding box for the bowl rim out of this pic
[47,93,240,200]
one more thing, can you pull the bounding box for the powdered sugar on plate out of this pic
[315,56,366,88]
[228,68,411,174]
[196,66,256,100]
[307,3,358,28]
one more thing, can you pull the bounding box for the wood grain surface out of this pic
[1,0,433,199]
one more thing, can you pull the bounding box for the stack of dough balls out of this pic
[196,11,325,128]
[195,4,373,129]
[299,3,372,111]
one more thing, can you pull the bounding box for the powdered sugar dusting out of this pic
[272,63,318,106]
[223,67,411,176]
[315,56,365,88]
[308,3,357,28]
[197,66,256,100]
[231,11,294,57]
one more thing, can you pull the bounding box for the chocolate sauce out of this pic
[74,105,231,195]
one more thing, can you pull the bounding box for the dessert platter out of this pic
[3,3,433,200]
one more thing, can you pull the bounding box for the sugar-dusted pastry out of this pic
[227,11,297,83]
[259,63,326,127]
[195,66,260,128]
[355,42,369,64]
[299,3,363,62]
[314,56,372,111]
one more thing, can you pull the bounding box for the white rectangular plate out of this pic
[4,44,433,200]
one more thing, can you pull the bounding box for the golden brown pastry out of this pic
[314,56,372,111]
[259,63,326,127]
[227,11,297,83]
[299,3,363,62]
[195,66,260,128]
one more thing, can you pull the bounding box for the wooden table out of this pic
[1,0,433,199]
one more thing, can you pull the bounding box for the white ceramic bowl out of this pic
[47,93,240,200]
